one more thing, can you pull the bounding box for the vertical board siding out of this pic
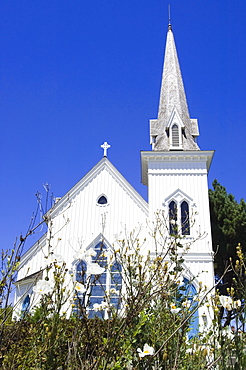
[24,167,149,277]
[147,157,213,258]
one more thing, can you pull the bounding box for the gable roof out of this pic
[164,188,194,204]
[46,157,148,219]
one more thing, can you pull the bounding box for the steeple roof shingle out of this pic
[150,24,199,151]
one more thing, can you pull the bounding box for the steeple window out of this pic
[171,124,179,147]
[169,121,184,150]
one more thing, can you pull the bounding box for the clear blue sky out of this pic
[1,0,246,251]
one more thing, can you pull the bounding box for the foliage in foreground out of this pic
[1,211,246,369]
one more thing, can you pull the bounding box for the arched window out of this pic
[73,243,122,319]
[180,278,199,339]
[167,194,191,237]
[76,260,87,285]
[97,195,107,205]
[181,201,190,235]
[89,243,107,318]
[73,260,87,316]
[172,124,179,147]
[110,261,122,309]
[169,201,178,235]
[21,294,30,315]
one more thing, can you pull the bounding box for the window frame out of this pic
[169,200,178,235]
[97,195,108,206]
[169,122,183,150]
[171,123,180,147]
[73,242,122,319]
[166,190,193,237]
[168,199,191,236]
[181,200,190,235]
[21,294,30,316]
[179,278,199,338]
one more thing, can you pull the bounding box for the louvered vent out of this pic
[172,124,179,146]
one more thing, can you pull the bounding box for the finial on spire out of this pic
[101,141,111,157]
[168,4,172,30]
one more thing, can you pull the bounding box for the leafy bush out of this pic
[1,213,246,369]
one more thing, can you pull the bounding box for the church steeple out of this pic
[150,23,200,151]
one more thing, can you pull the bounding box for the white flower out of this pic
[233,299,241,309]
[137,343,154,358]
[221,326,234,340]
[100,301,109,309]
[87,262,105,275]
[93,303,101,311]
[170,219,176,225]
[46,254,63,266]
[186,347,193,354]
[219,295,233,311]
[110,288,119,295]
[33,279,53,295]
[73,247,97,261]
[170,304,181,314]
[219,296,242,311]
[74,282,86,294]
[182,300,191,308]
[93,301,109,311]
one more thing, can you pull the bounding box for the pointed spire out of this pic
[158,25,190,131]
[150,22,199,151]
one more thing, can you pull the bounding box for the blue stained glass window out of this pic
[74,242,122,319]
[21,294,30,315]
[73,260,87,316]
[89,243,107,317]
[180,278,199,339]
[92,242,107,264]
[169,201,178,235]
[76,260,87,285]
[110,261,122,309]
[181,201,190,235]
[111,261,122,285]
[168,200,190,236]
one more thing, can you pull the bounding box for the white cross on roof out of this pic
[101,141,111,157]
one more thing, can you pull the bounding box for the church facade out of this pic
[14,22,214,329]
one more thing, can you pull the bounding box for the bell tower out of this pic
[141,21,214,303]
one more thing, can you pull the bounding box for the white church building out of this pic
[14,22,214,331]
